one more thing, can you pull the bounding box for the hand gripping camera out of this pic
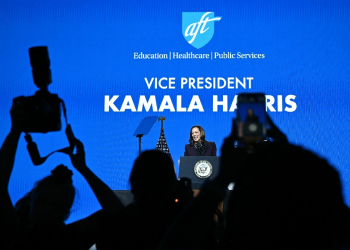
[13,46,75,165]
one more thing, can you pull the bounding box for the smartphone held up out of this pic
[236,93,268,147]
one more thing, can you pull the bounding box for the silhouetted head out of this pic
[129,150,176,205]
[15,165,75,230]
[189,125,206,145]
[225,144,345,250]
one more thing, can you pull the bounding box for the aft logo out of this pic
[182,12,222,49]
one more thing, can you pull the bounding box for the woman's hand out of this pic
[68,138,88,172]
[10,98,28,133]
[66,136,124,211]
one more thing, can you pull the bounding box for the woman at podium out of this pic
[184,125,217,156]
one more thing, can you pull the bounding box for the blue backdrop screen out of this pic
[1,0,349,223]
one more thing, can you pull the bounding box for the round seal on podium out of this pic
[194,160,213,179]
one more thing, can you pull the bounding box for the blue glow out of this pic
[1,0,349,223]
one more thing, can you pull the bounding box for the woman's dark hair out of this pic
[14,165,75,226]
[129,150,176,204]
[224,144,345,249]
[188,125,206,145]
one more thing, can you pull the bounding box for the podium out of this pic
[179,156,220,189]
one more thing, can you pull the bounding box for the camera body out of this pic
[13,91,62,133]
[13,46,63,133]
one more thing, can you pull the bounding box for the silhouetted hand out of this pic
[266,114,288,144]
[66,137,125,211]
[10,98,28,132]
[68,138,87,171]
[215,119,246,187]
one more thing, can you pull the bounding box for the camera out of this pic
[13,46,63,133]
[12,46,73,166]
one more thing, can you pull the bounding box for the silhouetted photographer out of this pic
[0,47,124,249]
[158,116,350,250]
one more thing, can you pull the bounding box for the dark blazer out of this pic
[184,141,217,156]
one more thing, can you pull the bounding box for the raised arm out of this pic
[0,129,21,191]
[65,138,125,248]
[0,128,22,226]
[0,106,24,243]
[68,138,124,212]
